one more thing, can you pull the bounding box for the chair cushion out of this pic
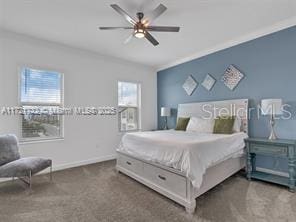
[0,134,20,166]
[0,157,52,178]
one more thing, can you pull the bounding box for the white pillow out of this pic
[233,116,242,133]
[186,117,215,133]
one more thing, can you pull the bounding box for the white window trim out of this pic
[18,67,65,143]
[118,81,141,132]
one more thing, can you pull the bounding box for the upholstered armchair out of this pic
[0,134,52,188]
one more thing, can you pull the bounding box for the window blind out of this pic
[118,81,140,131]
[21,68,62,105]
[20,67,63,141]
[118,81,138,107]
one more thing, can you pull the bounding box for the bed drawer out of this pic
[143,163,187,198]
[118,155,143,175]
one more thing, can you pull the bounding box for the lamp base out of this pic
[268,129,277,140]
[268,116,277,140]
[163,116,169,130]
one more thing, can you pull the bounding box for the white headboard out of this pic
[177,99,249,134]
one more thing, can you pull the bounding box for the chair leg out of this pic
[29,170,32,189]
[50,164,53,182]
[17,172,32,189]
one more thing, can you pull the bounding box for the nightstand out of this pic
[245,138,296,192]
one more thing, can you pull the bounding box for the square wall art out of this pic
[183,75,198,96]
[202,74,216,91]
[221,65,244,91]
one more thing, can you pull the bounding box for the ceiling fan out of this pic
[99,4,180,46]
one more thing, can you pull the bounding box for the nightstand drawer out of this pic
[250,143,288,157]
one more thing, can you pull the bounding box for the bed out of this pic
[116,99,249,213]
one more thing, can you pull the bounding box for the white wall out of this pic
[0,29,157,170]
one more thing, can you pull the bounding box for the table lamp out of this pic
[161,107,171,130]
[261,99,283,140]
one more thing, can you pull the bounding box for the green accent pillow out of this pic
[213,116,235,134]
[175,117,190,131]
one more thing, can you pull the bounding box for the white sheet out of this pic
[117,130,248,188]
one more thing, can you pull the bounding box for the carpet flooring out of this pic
[0,160,295,222]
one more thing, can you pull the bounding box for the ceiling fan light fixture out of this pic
[99,4,179,46]
[134,28,146,38]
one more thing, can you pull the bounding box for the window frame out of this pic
[18,66,65,143]
[117,81,141,132]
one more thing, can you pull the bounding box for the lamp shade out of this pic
[161,107,171,117]
[261,99,283,115]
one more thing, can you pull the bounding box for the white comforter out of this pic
[117,130,248,188]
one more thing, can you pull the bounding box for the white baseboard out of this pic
[0,154,117,183]
[52,154,117,172]
[256,167,289,178]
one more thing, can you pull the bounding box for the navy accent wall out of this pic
[157,26,296,173]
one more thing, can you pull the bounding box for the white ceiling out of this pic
[1,0,296,70]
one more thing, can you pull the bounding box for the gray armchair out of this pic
[0,134,52,188]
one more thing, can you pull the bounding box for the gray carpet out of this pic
[0,160,295,222]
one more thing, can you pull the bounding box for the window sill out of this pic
[118,129,141,135]
[19,137,64,145]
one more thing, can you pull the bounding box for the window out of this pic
[20,67,63,141]
[118,81,141,131]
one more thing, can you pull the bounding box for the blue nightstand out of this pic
[245,138,296,192]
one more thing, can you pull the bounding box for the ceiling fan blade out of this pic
[99,27,133,30]
[124,34,134,44]
[145,32,159,46]
[110,4,137,25]
[147,26,180,32]
[143,4,167,25]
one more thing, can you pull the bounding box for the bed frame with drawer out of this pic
[116,99,249,213]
